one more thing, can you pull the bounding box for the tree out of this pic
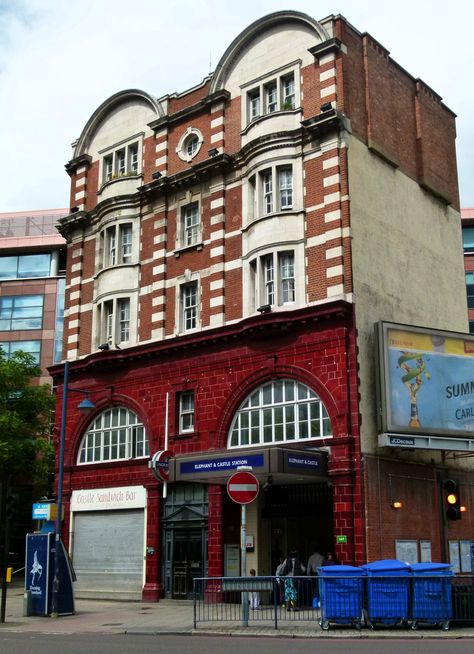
[0,348,55,485]
[0,348,55,569]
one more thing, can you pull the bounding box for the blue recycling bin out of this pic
[410,562,453,630]
[362,559,411,627]
[318,565,365,630]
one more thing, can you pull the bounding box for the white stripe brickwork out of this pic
[154,128,168,176]
[209,102,225,152]
[208,185,226,320]
[149,204,168,337]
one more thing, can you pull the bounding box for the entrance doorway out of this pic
[264,483,333,574]
[172,528,205,598]
[162,483,208,599]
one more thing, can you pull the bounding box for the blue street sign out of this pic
[180,453,264,474]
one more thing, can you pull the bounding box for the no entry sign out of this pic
[227,471,259,505]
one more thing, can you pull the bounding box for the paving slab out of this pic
[1,584,473,638]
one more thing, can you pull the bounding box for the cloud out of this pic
[1,0,473,211]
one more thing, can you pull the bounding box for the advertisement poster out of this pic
[384,326,474,436]
[25,532,52,616]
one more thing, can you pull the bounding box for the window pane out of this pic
[279,168,293,209]
[0,340,41,363]
[18,254,51,278]
[0,256,18,279]
[262,384,272,405]
[274,381,283,403]
[228,380,331,448]
[266,82,277,112]
[463,227,474,252]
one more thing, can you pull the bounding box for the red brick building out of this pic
[51,11,470,601]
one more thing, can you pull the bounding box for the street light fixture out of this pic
[50,360,96,617]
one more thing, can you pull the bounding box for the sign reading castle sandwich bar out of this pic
[376,321,474,439]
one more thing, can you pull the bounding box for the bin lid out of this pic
[318,564,364,575]
[361,559,411,572]
[410,562,452,572]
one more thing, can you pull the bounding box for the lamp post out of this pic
[50,360,95,617]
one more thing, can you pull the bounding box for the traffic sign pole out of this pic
[241,503,248,626]
[227,467,259,627]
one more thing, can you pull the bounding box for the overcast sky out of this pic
[1,0,473,212]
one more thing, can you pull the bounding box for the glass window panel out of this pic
[310,420,321,438]
[249,391,259,407]
[262,384,272,405]
[297,383,308,399]
[323,416,331,436]
[77,407,148,464]
[284,381,294,402]
[274,381,283,403]
[227,379,331,448]
[230,428,239,446]
[18,254,51,278]
[274,407,284,441]
[240,426,249,445]
[0,256,17,279]
[463,227,474,252]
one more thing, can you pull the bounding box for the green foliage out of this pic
[0,348,55,486]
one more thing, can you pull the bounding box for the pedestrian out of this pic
[275,555,286,606]
[282,550,305,611]
[321,551,338,566]
[306,544,323,607]
[249,568,260,609]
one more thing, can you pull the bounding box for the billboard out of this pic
[376,322,474,438]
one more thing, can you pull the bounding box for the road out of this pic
[1,634,474,654]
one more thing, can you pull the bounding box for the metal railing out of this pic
[452,576,474,625]
[193,576,320,629]
[193,574,474,630]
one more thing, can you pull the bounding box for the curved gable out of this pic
[73,89,163,159]
[209,11,329,96]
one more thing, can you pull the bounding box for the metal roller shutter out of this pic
[72,509,144,600]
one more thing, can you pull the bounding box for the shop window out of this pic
[0,295,44,331]
[179,390,195,433]
[77,407,149,464]
[228,379,332,448]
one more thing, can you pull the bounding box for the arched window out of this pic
[228,379,331,448]
[77,407,149,464]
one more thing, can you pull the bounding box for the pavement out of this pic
[1,581,474,639]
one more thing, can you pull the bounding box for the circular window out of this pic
[186,134,199,158]
[177,127,203,162]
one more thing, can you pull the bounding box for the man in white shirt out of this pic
[307,545,323,575]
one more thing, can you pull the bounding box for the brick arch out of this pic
[215,363,340,450]
[67,392,152,468]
